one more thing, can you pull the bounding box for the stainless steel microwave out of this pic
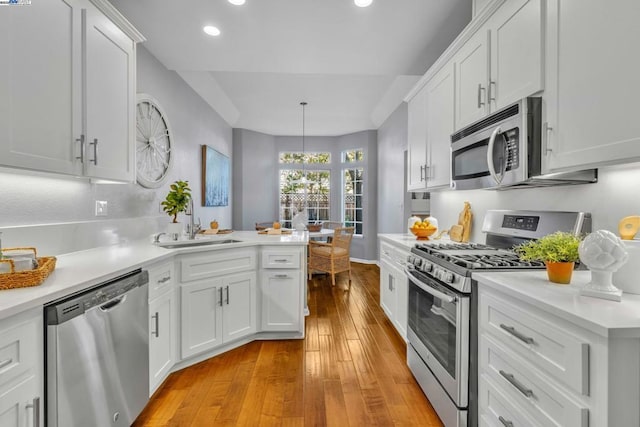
[450,97,597,190]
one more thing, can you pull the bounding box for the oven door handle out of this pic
[486,126,504,185]
[404,268,457,304]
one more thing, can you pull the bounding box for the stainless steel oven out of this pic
[405,265,472,427]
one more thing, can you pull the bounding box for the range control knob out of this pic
[407,255,414,264]
[422,261,433,272]
[444,272,454,284]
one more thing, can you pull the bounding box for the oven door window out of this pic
[408,278,460,379]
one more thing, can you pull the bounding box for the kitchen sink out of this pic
[157,239,242,249]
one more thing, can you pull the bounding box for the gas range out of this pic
[408,241,546,293]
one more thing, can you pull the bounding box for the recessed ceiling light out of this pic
[354,0,373,7]
[203,26,221,36]
[228,0,246,5]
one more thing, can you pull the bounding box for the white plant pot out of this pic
[166,222,183,238]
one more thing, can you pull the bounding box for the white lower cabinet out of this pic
[478,281,640,426]
[149,290,175,396]
[180,271,257,359]
[0,309,43,427]
[260,246,304,333]
[379,240,409,340]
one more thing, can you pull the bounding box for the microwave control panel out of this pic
[502,215,539,231]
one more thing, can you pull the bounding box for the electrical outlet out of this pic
[95,200,108,216]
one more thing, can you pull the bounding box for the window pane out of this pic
[279,165,330,226]
[342,166,363,236]
[342,149,364,163]
[279,152,330,164]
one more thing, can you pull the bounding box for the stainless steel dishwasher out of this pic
[45,269,149,427]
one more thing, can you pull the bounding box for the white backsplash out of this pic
[430,164,640,243]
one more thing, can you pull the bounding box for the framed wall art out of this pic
[201,145,230,207]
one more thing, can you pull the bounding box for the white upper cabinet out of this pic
[488,0,543,111]
[425,62,455,189]
[0,0,83,176]
[544,0,640,172]
[407,87,429,191]
[0,0,141,182]
[454,0,542,131]
[454,29,490,130]
[83,3,136,181]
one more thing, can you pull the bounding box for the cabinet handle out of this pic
[477,84,486,108]
[90,138,98,165]
[151,312,159,337]
[499,370,534,398]
[0,358,12,369]
[419,165,424,181]
[275,274,289,279]
[500,323,534,345]
[75,134,85,162]
[389,274,394,291]
[489,80,496,103]
[218,287,223,307]
[498,416,514,427]
[25,397,40,427]
[157,276,171,284]
[274,259,288,263]
[543,122,553,154]
[225,286,230,305]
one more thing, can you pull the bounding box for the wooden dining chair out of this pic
[308,227,354,288]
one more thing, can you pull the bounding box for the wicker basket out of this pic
[0,247,57,290]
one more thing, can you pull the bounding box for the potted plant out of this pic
[161,180,192,237]
[514,231,583,284]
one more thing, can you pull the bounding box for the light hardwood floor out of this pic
[134,263,443,426]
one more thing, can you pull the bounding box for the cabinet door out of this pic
[222,272,257,343]
[380,260,396,322]
[544,0,640,172]
[455,29,489,130]
[0,0,82,176]
[261,270,302,332]
[391,264,408,340]
[0,375,41,427]
[407,87,428,191]
[180,280,223,359]
[425,62,455,190]
[149,291,175,395]
[83,5,135,181]
[489,0,543,111]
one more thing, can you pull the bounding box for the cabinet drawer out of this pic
[380,241,408,268]
[480,290,589,395]
[0,314,39,390]
[181,249,256,282]
[261,249,301,269]
[479,374,540,427]
[481,333,588,427]
[147,260,175,301]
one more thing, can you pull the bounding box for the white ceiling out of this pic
[110,0,471,136]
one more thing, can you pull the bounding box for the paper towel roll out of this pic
[613,240,640,294]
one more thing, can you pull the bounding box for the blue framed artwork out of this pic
[201,145,229,207]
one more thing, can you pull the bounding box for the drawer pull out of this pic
[157,276,171,284]
[0,358,13,369]
[500,370,534,398]
[274,259,288,263]
[274,274,289,279]
[151,312,159,337]
[498,416,514,427]
[500,324,534,345]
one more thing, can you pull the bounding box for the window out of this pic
[279,152,330,229]
[342,148,364,235]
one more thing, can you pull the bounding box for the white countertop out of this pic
[378,233,421,251]
[474,270,640,338]
[0,230,308,321]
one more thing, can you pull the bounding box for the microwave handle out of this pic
[486,126,503,185]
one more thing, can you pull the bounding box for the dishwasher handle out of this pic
[99,294,127,312]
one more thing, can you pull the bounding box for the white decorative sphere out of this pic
[578,230,629,272]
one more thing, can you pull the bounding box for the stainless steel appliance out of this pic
[45,269,149,427]
[450,97,597,190]
[405,210,591,427]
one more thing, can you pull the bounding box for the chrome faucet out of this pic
[153,232,167,243]
[186,198,201,240]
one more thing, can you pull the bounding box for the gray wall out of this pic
[0,45,232,254]
[377,102,409,234]
[232,129,378,261]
